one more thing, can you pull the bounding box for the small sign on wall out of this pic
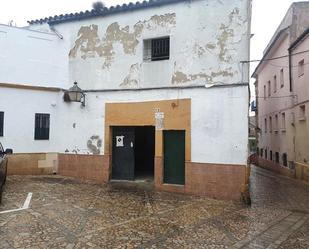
[116,136,124,147]
[155,112,165,130]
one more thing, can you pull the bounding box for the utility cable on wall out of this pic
[268,62,309,68]
[254,95,297,99]
[241,49,309,64]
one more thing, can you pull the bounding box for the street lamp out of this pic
[64,82,86,106]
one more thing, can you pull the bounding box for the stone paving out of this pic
[0,165,308,249]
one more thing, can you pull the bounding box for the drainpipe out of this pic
[288,49,293,92]
[288,47,296,169]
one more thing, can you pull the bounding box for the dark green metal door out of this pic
[163,130,185,185]
[112,127,135,180]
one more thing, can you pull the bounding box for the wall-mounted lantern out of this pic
[64,82,86,106]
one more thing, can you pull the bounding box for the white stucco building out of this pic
[0,0,251,200]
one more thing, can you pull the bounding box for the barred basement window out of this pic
[35,113,50,140]
[0,112,3,137]
[143,37,170,61]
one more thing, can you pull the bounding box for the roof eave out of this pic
[27,0,187,26]
[289,27,309,51]
[251,27,289,79]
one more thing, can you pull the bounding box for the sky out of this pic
[0,0,306,74]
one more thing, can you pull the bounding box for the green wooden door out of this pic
[163,130,185,185]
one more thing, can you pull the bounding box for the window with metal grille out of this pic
[144,37,170,61]
[275,152,280,163]
[282,153,288,167]
[298,59,304,77]
[299,105,306,121]
[0,112,3,137]
[0,142,3,155]
[281,112,286,130]
[280,69,284,88]
[35,113,50,140]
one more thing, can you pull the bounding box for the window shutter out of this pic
[0,112,3,137]
[35,113,50,140]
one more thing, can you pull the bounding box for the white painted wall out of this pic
[254,2,309,165]
[0,85,248,165]
[256,34,293,161]
[0,24,69,88]
[0,87,60,152]
[292,34,309,165]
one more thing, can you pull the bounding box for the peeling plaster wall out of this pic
[44,0,251,90]
[0,0,250,166]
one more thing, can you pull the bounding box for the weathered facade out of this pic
[253,2,309,182]
[0,0,252,200]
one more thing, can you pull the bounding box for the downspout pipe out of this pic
[288,48,293,92]
[288,47,296,165]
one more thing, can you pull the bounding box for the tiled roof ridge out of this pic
[28,0,186,25]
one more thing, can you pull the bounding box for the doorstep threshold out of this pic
[110,179,153,183]
[162,183,185,187]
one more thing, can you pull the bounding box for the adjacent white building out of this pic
[252,2,309,181]
[0,0,252,200]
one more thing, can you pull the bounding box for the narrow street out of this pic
[236,166,309,249]
[0,165,308,249]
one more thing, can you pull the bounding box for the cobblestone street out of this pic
[0,165,308,249]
